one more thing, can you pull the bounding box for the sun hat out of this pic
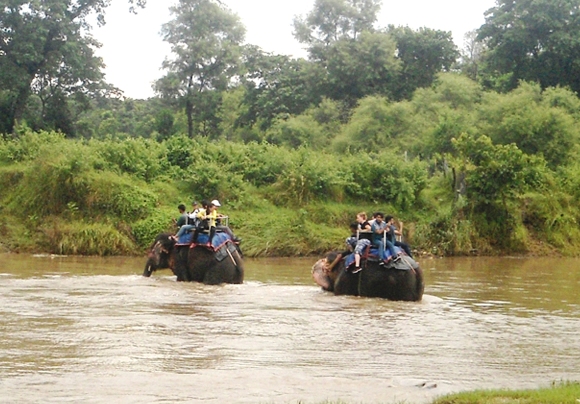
[211,199,221,207]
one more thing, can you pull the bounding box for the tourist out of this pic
[385,215,413,258]
[371,212,398,264]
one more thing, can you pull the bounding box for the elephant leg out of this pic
[412,266,425,301]
[174,246,190,282]
[334,269,362,296]
[200,246,244,285]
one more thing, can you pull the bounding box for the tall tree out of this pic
[238,46,326,130]
[0,0,142,135]
[387,26,459,100]
[293,0,381,61]
[477,0,580,93]
[324,31,400,104]
[156,0,245,138]
[459,30,486,80]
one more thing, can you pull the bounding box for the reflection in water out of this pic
[0,254,579,403]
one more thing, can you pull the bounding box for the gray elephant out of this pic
[143,232,244,284]
[311,251,424,301]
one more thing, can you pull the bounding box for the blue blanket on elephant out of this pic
[344,246,403,267]
[177,231,232,251]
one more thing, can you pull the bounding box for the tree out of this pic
[459,30,486,80]
[477,82,580,169]
[293,0,381,61]
[156,0,245,138]
[0,0,142,135]
[451,133,547,246]
[238,47,326,130]
[477,0,580,93]
[387,26,459,100]
[323,31,400,104]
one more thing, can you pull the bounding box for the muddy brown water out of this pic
[0,253,579,403]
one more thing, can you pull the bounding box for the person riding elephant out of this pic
[143,232,244,284]
[311,251,424,301]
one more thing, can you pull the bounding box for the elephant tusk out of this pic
[226,245,237,268]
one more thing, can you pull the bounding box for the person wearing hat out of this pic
[204,201,222,245]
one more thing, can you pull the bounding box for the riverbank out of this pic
[313,381,580,404]
[432,381,580,404]
[2,132,580,258]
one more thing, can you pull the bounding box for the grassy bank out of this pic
[313,381,580,404]
[432,381,580,404]
[2,131,580,257]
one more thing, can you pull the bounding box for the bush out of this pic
[268,148,351,206]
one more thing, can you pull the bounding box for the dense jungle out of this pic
[2,0,580,258]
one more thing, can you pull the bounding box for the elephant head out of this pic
[312,251,424,302]
[143,232,176,277]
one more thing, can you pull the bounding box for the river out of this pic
[0,253,579,403]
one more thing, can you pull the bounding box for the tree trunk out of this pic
[11,83,33,133]
[186,97,194,138]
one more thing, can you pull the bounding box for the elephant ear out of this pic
[160,234,176,251]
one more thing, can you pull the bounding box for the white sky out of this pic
[93,0,497,99]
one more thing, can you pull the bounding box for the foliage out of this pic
[39,219,137,256]
[293,0,381,61]
[333,95,398,152]
[448,133,550,251]
[477,82,580,168]
[452,133,546,206]
[131,208,177,250]
[0,0,142,134]
[265,114,328,149]
[0,128,66,163]
[268,148,351,206]
[477,0,580,93]
[343,151,428,210]
[323,32,401,103]
[432,380,580,404]
[156,0,245,138]
[88,137,168,181]
[387,26,459,100]
[239,51,326,130]
[232,203,345,257]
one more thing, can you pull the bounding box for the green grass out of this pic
[301,382,580,404]
[431,381,580,404]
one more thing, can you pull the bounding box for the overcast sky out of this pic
[93,0,497,99]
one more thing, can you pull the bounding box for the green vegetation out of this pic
[3,0,580,257]
[309,381,580,403]
[432,381,580,404]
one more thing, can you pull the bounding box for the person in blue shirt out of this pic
[371,212,399,264]
[385,215,413,258]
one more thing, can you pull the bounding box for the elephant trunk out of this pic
[143,258,156,277]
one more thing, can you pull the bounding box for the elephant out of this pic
[311,251,424,301]
[143,232,244,284]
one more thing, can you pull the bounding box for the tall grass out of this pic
[2,129,580,257]
[40,220,137,255]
